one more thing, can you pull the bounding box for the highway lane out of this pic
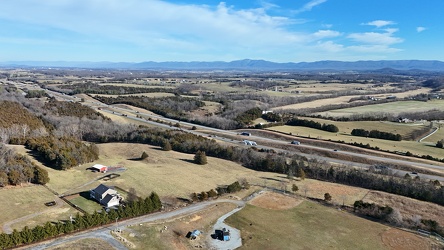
[30,86,444,181]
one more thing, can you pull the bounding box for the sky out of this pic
[0,0,443,63]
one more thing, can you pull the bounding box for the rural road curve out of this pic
[25,199,245,250]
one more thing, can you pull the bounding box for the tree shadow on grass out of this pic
[127,157,143,161]
[178,158,196,164]
[26,148,58,170]
[260,176,283,183]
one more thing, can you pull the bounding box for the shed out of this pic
[190,230,201,240]
[91,164,108,173]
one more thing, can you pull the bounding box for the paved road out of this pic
[27,199,245,250]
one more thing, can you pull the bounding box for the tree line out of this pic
[0,145,49,186]
[59,82,178,95]
[286,118,339,132]
[25,136,99,170]
[0,192,161,249]
[351,128,402,141]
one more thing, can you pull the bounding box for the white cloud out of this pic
[347,30,403,45]
[362,20,395,28]
[0,1,307,51]
[417,26,426,32]
[0,0,407,62]
[312,30,341,39]
[293,0,327,14]
[315,41,344,52]
[348,45,402,53]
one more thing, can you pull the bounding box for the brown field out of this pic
[290,178,369,206]
[249,191,303,210]
[46,238,117,250]
[272,88,431,111]
[318,99,444,117]
[284,81,410,94]
[381,229,432,250]
[226,199,437,250]
[0,185,76,232]
[363,191,444,226]
[272,95,359,111]
[121,202,238,250]
[268,124,444,160]
[94,93,175,98]
[98,83,175,88]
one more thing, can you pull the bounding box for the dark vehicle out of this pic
[240,132,251,136]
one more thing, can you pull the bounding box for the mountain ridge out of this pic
[1,59,444,71]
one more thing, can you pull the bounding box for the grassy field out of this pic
[317,99,444,117]
[94,93,175,98]
[66,194,103,214]
[226,200,431,250]
[272,89,431,111]
[0,185,76,232]
[47,238,117,250]
[268,124,444,160]
[122,202,238,250]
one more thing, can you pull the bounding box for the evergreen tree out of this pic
[150,192,162,210]
[194,150,208,165]
[10,229,22,246]
[20,226,34,244]
[324,193,332,202]
[190,192,199,202]
[32,225,45,241]
[34,167,49,184]
[296,167,306,180]
[0,233,12,249]
[64,221,74,234]
[140,151,149,160]
[208,189,218,198]
[292,184,299,193]
[162,140,172,151]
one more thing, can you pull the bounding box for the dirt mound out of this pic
[381,228,431,250]
[249,191,303,210]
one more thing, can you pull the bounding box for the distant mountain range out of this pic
[2,59,444,71]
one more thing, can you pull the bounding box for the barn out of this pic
[91,164,108,173]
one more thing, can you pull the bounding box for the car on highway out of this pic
[239,132,251,136]
[290,140,301,145]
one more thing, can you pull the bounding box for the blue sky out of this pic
[0,0,443,62]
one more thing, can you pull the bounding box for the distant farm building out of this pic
[243,140,257,146]
[90,184,120,208]
[91,164,108,173]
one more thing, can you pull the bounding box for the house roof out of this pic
[92,164,107,170]
[101,193,118,206]
[92,184,116,197]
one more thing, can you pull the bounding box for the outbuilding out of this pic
[91,164,108,173]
